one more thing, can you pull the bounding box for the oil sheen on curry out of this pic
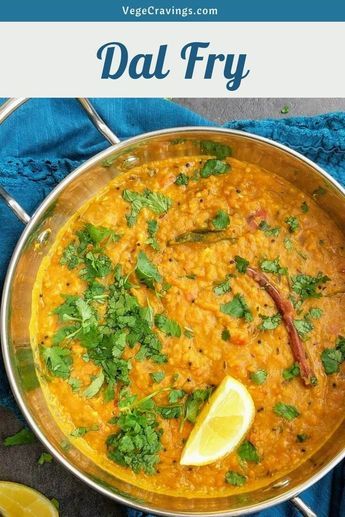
[31,141,345,496]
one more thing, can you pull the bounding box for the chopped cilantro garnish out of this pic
[68,377,81,392]
[284,237,293,251]
[301,201,309,213]
[221,328,231,341]
[274,402,300,421]
[221,294,253,322]
[321,337,345,375]
[154,313,181,337]
[322,349,343,374]
[259,220,280,237]
[213,274,231,296]
[150,371,165,383]
[183,388,212,424]
[122,189,172,227]
[200,159,230,178]
[83,371,105,399]
[38,452,53,465]
[294,318,314,338]
[106,390,162,474]
[234,256,249,273]
[250,369,267,385]
[237,440,260,463]
[211,210,230,230]
[41,346,72,379]
[175,173,189,186]
[200,140,232,159]
[291,273,330,300]
[3,428,36,446]
[282,363,300,381]
[225,471,246,486]
[71,424,99,437]
[285,216,299,233]
[168,389,185,403]
[297,434,310,442]
[259,313,281,331]
[305,307,323,320]
[146,220,160,251]
[260,257,287,276]
[135,251,162,288]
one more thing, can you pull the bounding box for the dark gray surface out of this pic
[176,98,345,124]
[1,98,344,516]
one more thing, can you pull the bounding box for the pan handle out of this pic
[0,97,120,223]
[290,496,317,517]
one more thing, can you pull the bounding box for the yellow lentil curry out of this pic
[31,141,345,496]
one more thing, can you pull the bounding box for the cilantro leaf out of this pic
[225,471,246,486]
[3,428,36,446]
[175,173,189,186]
[60,243,81,270]
[274,402,300,421]
[234,256,249,273]
[41,346,72,379]
[157,406,182,419]
[82,223,120,245]
[237,440,260,463]
[250,369,267,385]
[285,216,299,233]
[68,377,81,392]
[221,294,253,322]
[297,434,310,442]
[122,189,172,227]
[213,274,231,296]
[154,313,181,337]
[168,389,185,403]
[294,318,314,338]
[135,251,162,288]
[259,220,280,237]
[146,220,160,250]
[211,210,230,230]
[259,313,281,331]
[301,201,309,213]
[282,363,300,381]
[260,257,287,275]
[71,425,99,437]
[305,307,323,320]
[150,371,165,383]
[80,251,112,280]
[336,335,345,361]
[83,371,104,399]
[184,388,212,424]
[321,348,343,375]
[200,159,230,178]
[221,328,231,341]
[291,273,330,300]
[284,237,293,251]
[200,140,232,159]
[38,452,53,465]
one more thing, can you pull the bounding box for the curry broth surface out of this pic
[31,154,345,496]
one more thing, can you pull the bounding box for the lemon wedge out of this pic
[0,482,58,517]
[180,375,255,466]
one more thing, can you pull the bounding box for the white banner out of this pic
[0,22,344,97]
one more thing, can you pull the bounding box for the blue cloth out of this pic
[0,98,344,516]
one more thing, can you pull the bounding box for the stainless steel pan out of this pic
[1,98,344,517]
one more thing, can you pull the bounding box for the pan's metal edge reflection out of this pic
[1,126,345,517]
